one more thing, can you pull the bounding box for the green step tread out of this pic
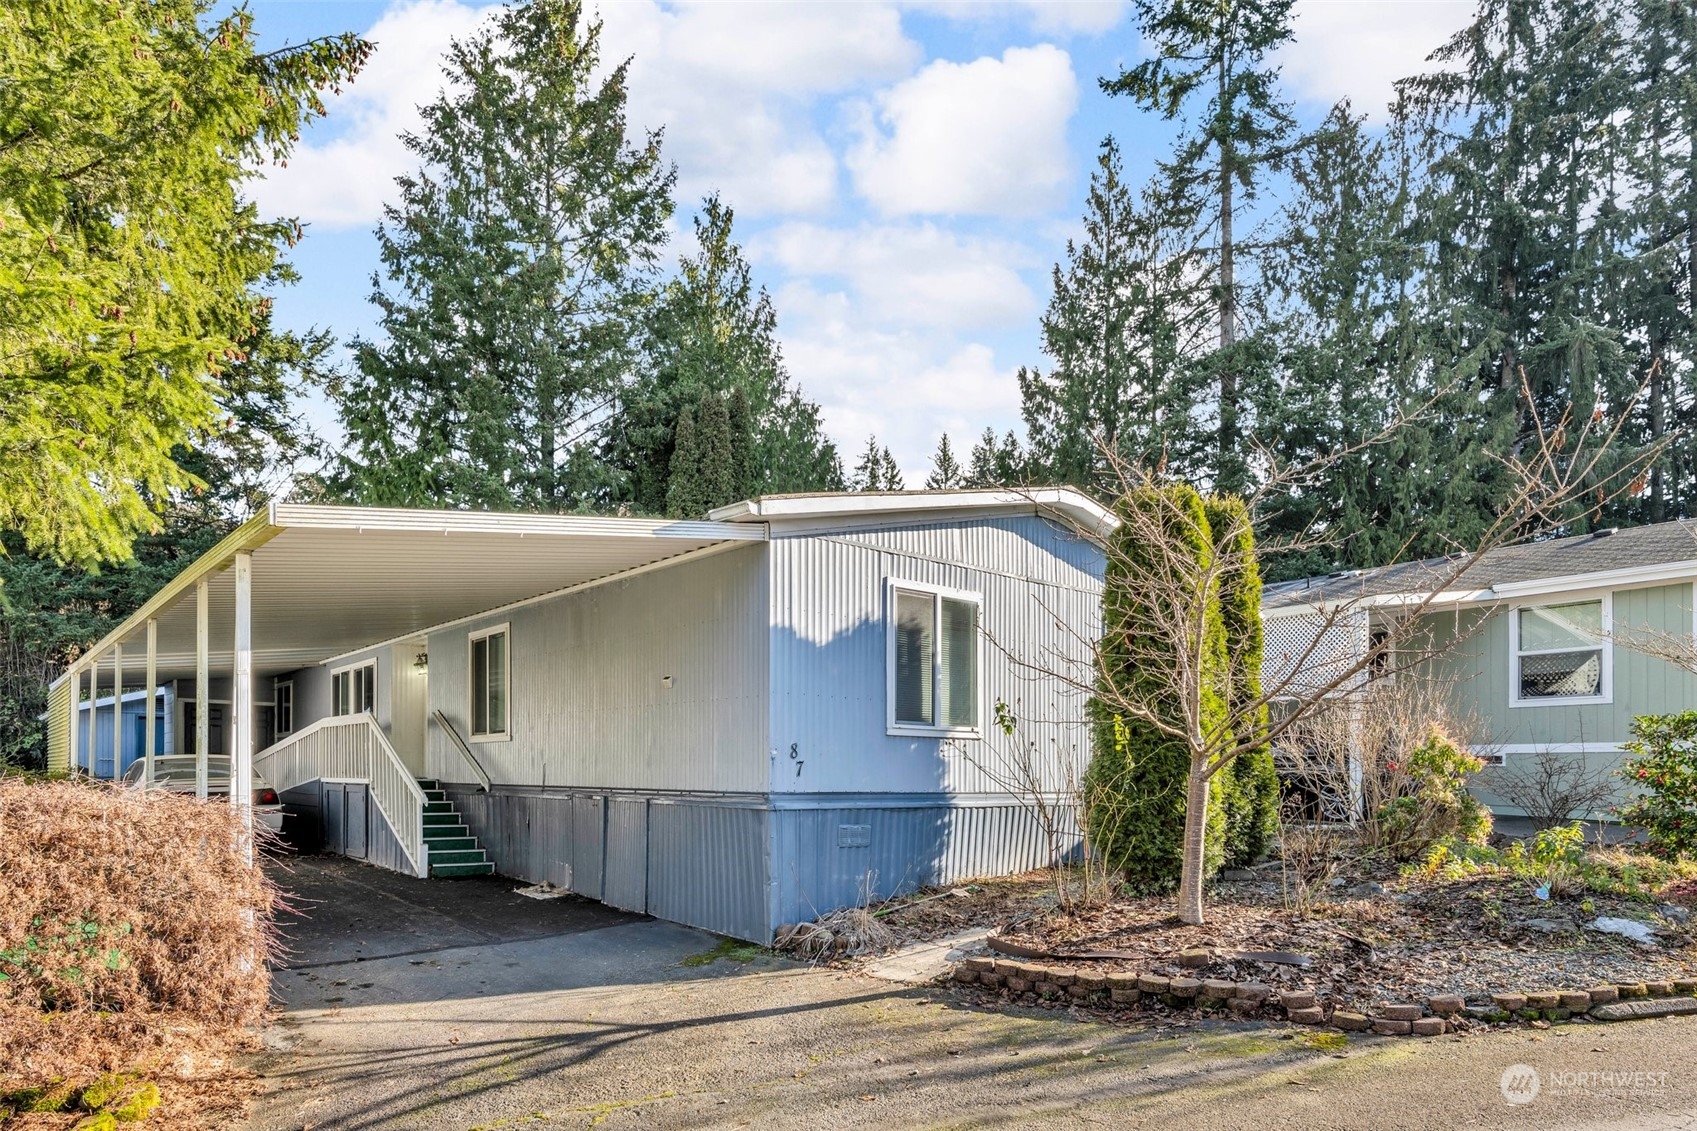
[430,862,495,878]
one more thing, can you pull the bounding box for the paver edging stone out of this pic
[944,956,1696,1039]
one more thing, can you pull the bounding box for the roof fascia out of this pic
[1485,558,1697,600]
[272,503,765,542]
[712,489,1118,538]
[50,511,283,691]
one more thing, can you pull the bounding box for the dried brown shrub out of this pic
[0,777,279,1088]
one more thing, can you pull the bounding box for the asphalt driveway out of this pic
[249,858,1697,1131]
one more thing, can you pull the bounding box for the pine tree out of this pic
[334,0,674,512]
[851,436,903,491]
[963,429,1029,488]
[664,387,752,518]
[0,0,368,567]
[925,435,964,489]
[1401,0,1635,538]
[1255,104,1447,577]
[610,194,841,514]
[1102,0,1300,494]
[1020,139,1207,492]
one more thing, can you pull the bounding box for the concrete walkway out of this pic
[249,860,1697,1130]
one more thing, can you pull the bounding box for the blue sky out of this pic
[247,0,1475,482]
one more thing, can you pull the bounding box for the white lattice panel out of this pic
[1262,609,1368,699]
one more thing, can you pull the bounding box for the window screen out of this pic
[1516,600,1604,699]
[891,586,979,731]
[471,629,509,737]
[894,591,935,726]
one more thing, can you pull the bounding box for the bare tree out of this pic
[1038,370,1660,925]
[1480,747,1619,830]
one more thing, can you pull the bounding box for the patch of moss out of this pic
[1300,1031,1349,1052]
[71,1114,118,1131]
[5,1080,78,1113]
[111,1082,160,1123]
[1193,1033,1286,1058]
[79,1074,128,1111]
[680,937,765,968]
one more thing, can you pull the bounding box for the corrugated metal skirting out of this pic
[768,801,1060,930]
[444,785,772,941]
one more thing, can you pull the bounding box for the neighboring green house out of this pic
[1262,520,1697,821]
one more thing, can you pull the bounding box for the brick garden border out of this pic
[948,955,1697,1035]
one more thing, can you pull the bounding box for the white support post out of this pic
[83,666,94,775]
[196,578,210,799]
[144,620,157,787]
[67,664,80,776]
[111,643,123,780]
[232,551,254,862]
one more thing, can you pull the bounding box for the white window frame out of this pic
[274,679,294,736]
[885,579,983,738]
[468,623,512,743]
[1508,593,1612,708]
[330,659,377,717]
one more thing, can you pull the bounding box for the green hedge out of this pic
[1085,487,1278,891]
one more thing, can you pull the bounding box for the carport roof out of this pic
[58,502,766,688]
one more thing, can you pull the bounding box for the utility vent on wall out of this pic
[837,824,871,848]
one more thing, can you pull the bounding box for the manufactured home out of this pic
[50,490,1111,941]
[1262,519,1697,819]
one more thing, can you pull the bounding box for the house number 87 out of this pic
[789,743,804,777]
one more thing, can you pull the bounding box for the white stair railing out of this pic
[254,715,428,878]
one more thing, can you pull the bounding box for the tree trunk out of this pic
[1218,144,1237,492]
[1177,757,1210,925]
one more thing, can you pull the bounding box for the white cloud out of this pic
[907,0,1130,35]
[1281,0,1472,116]
[755,222,1037,333]
[848,45,1078,217]
[255,0,922,229]
[593,0,920,215]
[775,280,1023,480]
[249,0,498,230]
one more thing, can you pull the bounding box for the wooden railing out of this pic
[254,715,427,878]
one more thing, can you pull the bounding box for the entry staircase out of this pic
[418,778,495,877]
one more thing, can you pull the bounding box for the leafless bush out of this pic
[1276,672,1490,860]
[1481,747,1619,830]
[1276,808,1345,915]
[961,699,1119,912]
[0,777,278,1087]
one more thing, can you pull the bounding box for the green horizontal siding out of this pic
[1422,582,1697,747]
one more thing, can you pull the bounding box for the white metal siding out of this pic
[427,545,769,793]
[768,517,1103,796]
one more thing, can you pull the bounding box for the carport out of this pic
[49,501,766,870]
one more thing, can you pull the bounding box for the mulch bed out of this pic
[866,866,1697,1015]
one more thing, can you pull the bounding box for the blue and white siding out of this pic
[763,514,1102,931]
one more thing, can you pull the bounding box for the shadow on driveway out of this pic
[267,854,639,969]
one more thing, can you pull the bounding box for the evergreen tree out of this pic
[1204,497,1278,866]
[851,436,904,491]
[963,429,1029,488]
[1102,0,1300,494]
[925,434,964,489]
[663,387,754,518]
[334,0,674,512]
[1020,139,1208,492]
[1400,0,1635,539]
[610,195,841,513]
[1085,484,1229,891]
[1254,104,1446,577]
[1612,0,1697,521]
[0,0,368,567]
[1,317,333,767]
